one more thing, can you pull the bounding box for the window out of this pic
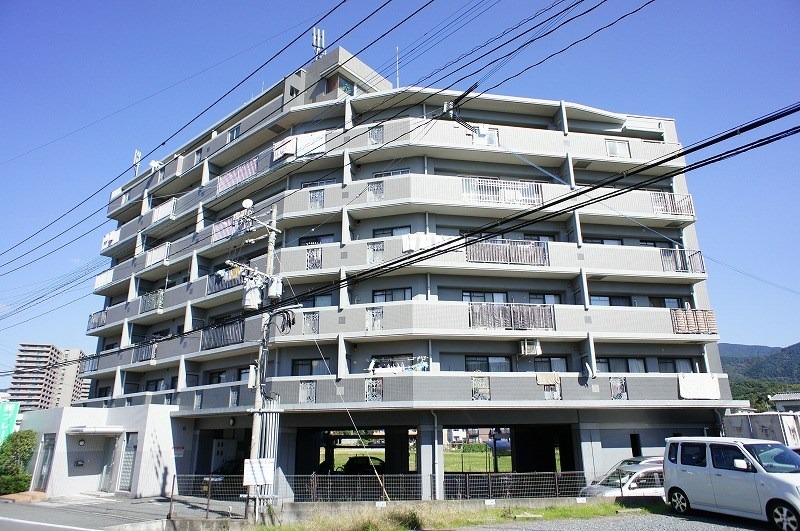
[291,358,330,376]
[301,178,336,188]
[529,293,561,304]
[195,148,203,165]
[584,237,623,245]
[606,139,631,158]
[301,294,332,308]
[463,291,507,303]
[524,233,556,242]
[145,379,164,392]
[96,386,111,398]
[460,230,504,241]
[298,234,335,245]
[227,125,241,143]
[238,367,250,382]
[650,297,683,309]
[680,442,707,467]
[596,357,646,373]
[170,376,178,390]
[339,76,354,96]
[590,295,632,306]
[289,86,300,97]
[533,357,568,372]
[373,288,411,302]
[640,240,671,248]
[373,169,410,178]
[208,371,227,385]
[472,125,499,146]
[466,356,511,372]
[711,444,748,471]
[658,358,694,373]
[373,226,411,238]
[667,442,679,464]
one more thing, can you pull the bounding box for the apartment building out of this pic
[22,47,746,499]
[9,344,87,412]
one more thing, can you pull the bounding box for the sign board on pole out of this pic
[0,403,19,446]
[243,458,275,486]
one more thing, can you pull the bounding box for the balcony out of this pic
[465,239,548,266]
[140,289,165,314]
[150,198,177,224]
[461,177,543,207]
[87,309,108,331]
[145,242,170,268]
[207,268,245,295]
[256,372,733,410]
[215,156,259,197]
[201,321,245,350]
[132,343,157,364]
[277,302,717,343]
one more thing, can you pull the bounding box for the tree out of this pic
[0,430,36,494]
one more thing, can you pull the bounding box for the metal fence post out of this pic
[554,472,559,497]
[167,474,176,520]
[206,478,212,519]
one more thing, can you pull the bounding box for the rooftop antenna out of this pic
[132,149,142,177]
[312,28,326,61]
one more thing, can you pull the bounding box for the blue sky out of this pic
[0,0,797,384]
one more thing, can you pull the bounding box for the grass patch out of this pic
[326,447,513,473]
[258,500,667,530]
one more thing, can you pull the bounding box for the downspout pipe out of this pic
[431,410,439,501]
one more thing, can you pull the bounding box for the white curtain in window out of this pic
[628,358,646,373]
[675,358,693,373]
[550,358,568,372]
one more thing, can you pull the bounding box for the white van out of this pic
[664,436,800,531]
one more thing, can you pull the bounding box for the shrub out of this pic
[461,442,487,453]
[0,430,37,476]
[0,473,32,495]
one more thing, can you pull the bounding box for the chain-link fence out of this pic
[277,474,422,502]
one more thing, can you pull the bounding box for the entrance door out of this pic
[99,437,117,492]
[210,439,237,471]
[118,432,138,492]
[33,434,55,492]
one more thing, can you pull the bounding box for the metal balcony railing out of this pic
[140,289,165,313]
[462,177,543,206]
[650,191,695,216]
[145,242,170,267]
[216,156,258,196]
[201,321,245,350]
[466,238,549,266]
[87,310,108,331]
[671,309,717,334]
[206,268,245,295]
[661,249,705,273]
[132,343,157,363]
[469,303,555,330]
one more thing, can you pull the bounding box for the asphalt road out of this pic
[0,494,777,531]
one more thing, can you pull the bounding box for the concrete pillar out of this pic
[417,419,444,500]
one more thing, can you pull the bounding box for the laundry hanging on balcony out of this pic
[401,232,447,253]
[242,275,262,311]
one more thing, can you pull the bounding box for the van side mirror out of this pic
[628,481,638,489]
[733,459,750,471]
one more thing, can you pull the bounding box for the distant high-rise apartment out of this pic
[9,344,87,411]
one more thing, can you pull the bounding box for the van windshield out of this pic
[744,443,800,473]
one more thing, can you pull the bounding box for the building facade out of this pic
[9,344,87,412]
[24,47,746,499]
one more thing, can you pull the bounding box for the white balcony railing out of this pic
[211,211,252,243]
[150,198,177,223]
[462,177,543,206]
[650,191,695,216]
[94,269,114,290]
[145,242,170,267]
[101,229,120,251]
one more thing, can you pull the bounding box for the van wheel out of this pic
[770,502,799,531]
[668,488,690,514]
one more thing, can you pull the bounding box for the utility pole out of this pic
[235,202,299,523]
